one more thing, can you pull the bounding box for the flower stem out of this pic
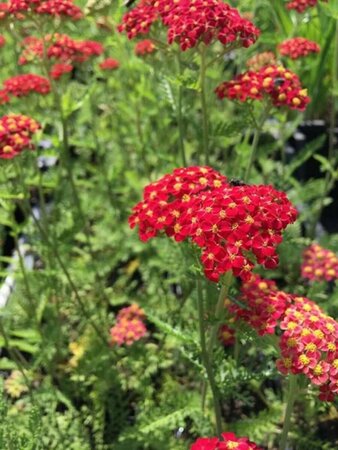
[177,54,187,166]
[244,104,271,182]
[279,375,298,450]
[196,279,222,436]
[200,45,209,165]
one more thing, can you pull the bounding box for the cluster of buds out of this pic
[228,274,292,336]
[110,303,147,346]
[215,65,310,111]
[135,39,156,56]
[277,296,338,401]
[218,323,235,346]
[99,57,120,71]
[301,243,338,282]
[1,74,50,101]
[129,166,297,282]
[118,0,260,51]
[0,113,41,159]
[246,51,277,70]
[286,0,319,13]
[191,432,262,450]
[19,34,104,77]
[7,0,83,19]
[279,37,320,59]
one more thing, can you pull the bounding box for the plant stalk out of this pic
[279,375,298,450]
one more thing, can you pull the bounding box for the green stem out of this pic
[279,375,298,450]
[197,279,222,436]
[200,45,209,165]
[177,55,187,166]
[244,104,271,182]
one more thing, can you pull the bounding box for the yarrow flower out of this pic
[277,296,338,401]
[50,63,73,79]
[246,51,276,71]
[8,0,83,19]
[227,274,292,336]
[118,0,260,51]
[129,166,297,282]
[135,39,156,56]
[0,113,41,159]
[191,432,262,450]
[2,74,51,99]
[19,34,103,66]
[279,37,320,60]
[301,243,338,282]
[215,65,310,111]
[99,57,120,70]
[219,323,235,346]
[286,0,320,13]
[0,35,5,47]
[110,303,147,346]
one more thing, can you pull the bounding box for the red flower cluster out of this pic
[135,39,156,56]
[219,324,235,346]
[286,0,318,13]
[215,65,310,111]
[8,0,83,19]
[301,243,338,282]
[0,3,8,20]
[50,63,73,79]
[227,274,292,336]
[19,34,103,67]
[279,37,320,60]
[246,51,276,71]
[110,304,147,346]
[191,432,262,450]
[118,0,260,51]
[2,74,51,100]
[0,113,41,159]
[277,296,338,401]
[0,35,5,47]
[99,58,120,70]
[129,166,297,282]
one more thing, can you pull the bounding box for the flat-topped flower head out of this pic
[0,113,41,159]
[3,74,50,99]
[277,295,338,400]
[8,0,83,19]
[50,63,73,79]
[286,0,319,13]
[279,37,320,59]
[19,34,103,66]
[135,39,156,56]
[215,65,310,111]
[99,57,120,70]
[129,166,297,282]
[191,432,262,449]
[110,303,147,346]
[301,243,338,282]
[118,0,260,51]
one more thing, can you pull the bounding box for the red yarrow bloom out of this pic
[8,0,83,19]
[135,39,156,56]
[301,243,338,282]
[286,0,320,13]
[279,37,320,60]
[50,63,73,79]
[118,0,260,51]
[0,35,5,47]
[99,57,120,70]
[2,74,50,99]
[218,323,235,346]
[191,432,262,450]
[129,166,297,282]
[0,113,41,159]
[215,65,310,111]
[19,34,103,66]
[110,303,147,346]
